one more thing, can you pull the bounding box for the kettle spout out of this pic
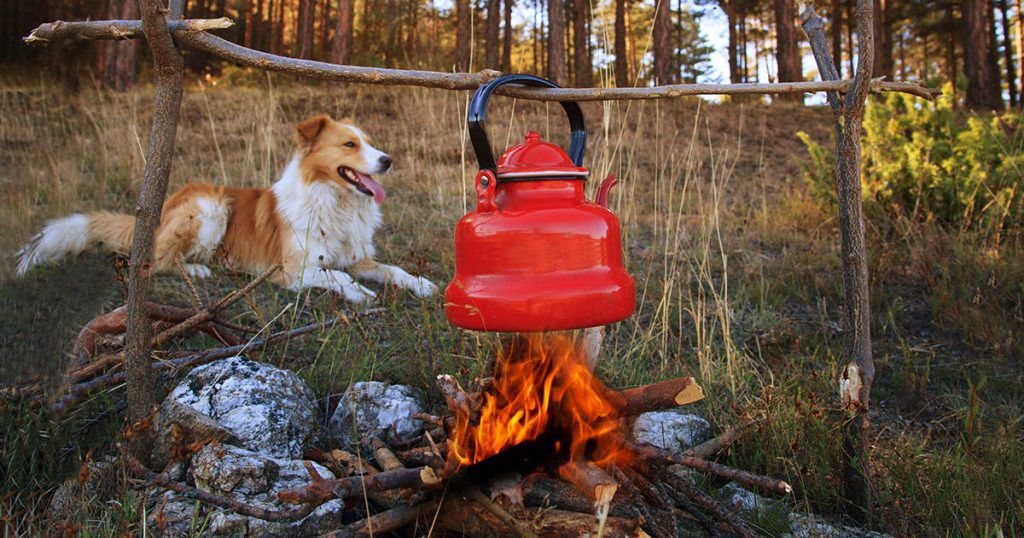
[595,174,618,208]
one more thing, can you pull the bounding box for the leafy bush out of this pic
[797,86,1023,237]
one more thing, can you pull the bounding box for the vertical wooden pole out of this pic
[801,0,876,524]
[124,0,185,464]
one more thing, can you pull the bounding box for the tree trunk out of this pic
[503,0,514,71]
[1018,0,1024,108]
[456,0,472,70]
[320,0,331,59]
[846,0,855,76]
[573,0,590,86]
[999,0,1018,106]
[486,0,501,68]
[101,0,141,91]
[126,0,186,464]
[297,0,315,61]
[615,0,629,86]
[548,0,567,85]
[962,0,1001,108]
[987,0,1004,107]
[405,0,418,63]
[831,0,842,76]
[774,0,802,101]
[872,0,892,78]
[332,0,353,65]
[726,0,740,83]
[653,0,672,83]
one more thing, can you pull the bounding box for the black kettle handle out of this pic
[468,74,587,173]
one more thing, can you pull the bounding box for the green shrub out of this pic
[797,86,1023,237]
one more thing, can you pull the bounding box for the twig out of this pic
[684,418,764,459]
[152,265,280,346]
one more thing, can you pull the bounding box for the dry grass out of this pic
[0,71,1020,536]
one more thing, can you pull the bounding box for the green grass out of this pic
[0,72,1021,536]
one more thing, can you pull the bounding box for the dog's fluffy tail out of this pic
[16,212,135,276]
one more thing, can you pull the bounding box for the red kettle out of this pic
[445,74,636,332]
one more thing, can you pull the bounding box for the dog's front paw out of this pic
[409,276,438,297]
[344,282,378,304]
[184,264,213,279]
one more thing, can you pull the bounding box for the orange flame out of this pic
[449,333,631,470]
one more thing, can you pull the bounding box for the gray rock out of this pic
[147,490,202,537]
[717,481,790,517]
[165,356,319,458]
[631,411,711,454]
[152,399,241,468]
[328,381,425,446]
[190,444,345,536]
[785,512,892,538]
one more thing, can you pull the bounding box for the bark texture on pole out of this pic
[124,0,185,463]
[801,0,876,525]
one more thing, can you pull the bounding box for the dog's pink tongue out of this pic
[355,171,386,204]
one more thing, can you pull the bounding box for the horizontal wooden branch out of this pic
[24,18,941,101]
[23,18,233,45]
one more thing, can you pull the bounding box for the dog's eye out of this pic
[344,141,357,148]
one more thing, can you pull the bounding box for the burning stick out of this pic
[619,377,704,416]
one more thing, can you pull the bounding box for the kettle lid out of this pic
[496,132,589,181]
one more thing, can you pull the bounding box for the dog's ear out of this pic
[297,114,331,146]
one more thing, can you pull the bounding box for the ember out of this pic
[449,333,631,470]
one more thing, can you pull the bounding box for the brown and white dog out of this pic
[16,114,436,303]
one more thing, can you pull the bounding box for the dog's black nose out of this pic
[379,155,392,170]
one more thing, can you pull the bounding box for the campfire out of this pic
[260,332,788,537]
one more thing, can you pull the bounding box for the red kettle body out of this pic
[445,75,635,332]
